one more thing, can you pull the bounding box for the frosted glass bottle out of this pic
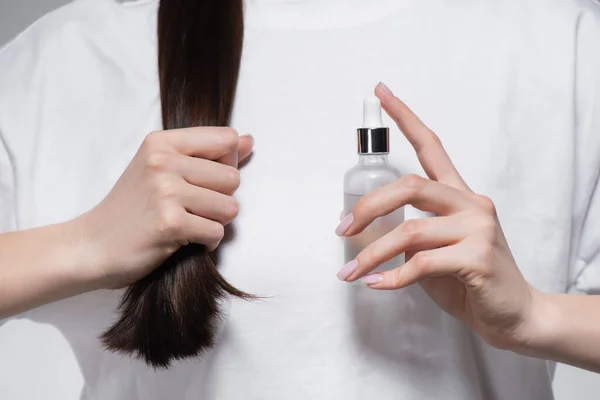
[343,97,405,272]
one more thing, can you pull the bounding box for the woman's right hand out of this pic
[69,127,253,289]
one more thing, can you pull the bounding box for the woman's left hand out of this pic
[336,82,539,351]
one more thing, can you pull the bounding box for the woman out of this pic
[0,0,599,399]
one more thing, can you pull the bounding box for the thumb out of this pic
[216,134,254,168]
[238,134,255,163]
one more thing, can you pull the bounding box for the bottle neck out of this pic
[358,153,389,166]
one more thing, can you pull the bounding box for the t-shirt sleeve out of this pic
[574,182,600,293]
[0,130,16,234]
[0,36,20,235]
[0,129,16,327]
[570,7,600,294]
[0,13,48,235]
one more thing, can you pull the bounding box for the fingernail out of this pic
[378,82,393,96]
[241,134,254,147]
[361,274,383,285]
[337,259,358,281]
[335,213,354,236]
[340,210,346,220]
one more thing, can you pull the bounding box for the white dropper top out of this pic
[362,96,384,128]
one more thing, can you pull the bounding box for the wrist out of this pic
[512,286,560,358]
[59,216,111,292]
[0,220,108,317]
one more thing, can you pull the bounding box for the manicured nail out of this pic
[335,213,354,236]
[337,259,358,281]
[361,274,383,285]
[377,82,393,96]
[241,134,254,147]
[340,210,346,220]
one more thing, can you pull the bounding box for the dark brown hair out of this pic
[100,0,249,369]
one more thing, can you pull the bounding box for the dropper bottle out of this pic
[343,96,405,270]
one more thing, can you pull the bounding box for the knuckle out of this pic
[208,222,225,243]
[223,198,240,220]
[145,151,173,171]
[429,132,443,147]
[411,251,430,273]
[475,194,497,215]
[393,268,404,287]
[401,174,425,191]
[227,167,241,190]
[400,219,422,241]
[152,176,178,199]
[219,128,239,150]
[358,249,378,269]
[157,206,186,236]
[476,215,497,239]
[143,131,165,151]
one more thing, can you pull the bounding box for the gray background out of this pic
[0,0,599,398]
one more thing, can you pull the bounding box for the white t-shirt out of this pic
[1,0,599,399]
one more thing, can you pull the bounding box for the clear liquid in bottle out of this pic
[344,193,405,272]
[343,95,405,272]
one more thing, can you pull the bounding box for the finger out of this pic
[182,214,225,251]
[359,244,469,290]
[173,156,240,195]
[374,83,469,191]
[217,142,239,168]
[180,185,239,225]
[342,216,468,282]
[216,134,253,173]
[238,134,254,163]
[154,127,239,160]
[338,174,475,237]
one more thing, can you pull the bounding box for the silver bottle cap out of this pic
[357,127,389,154]
[357,96,389,154]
